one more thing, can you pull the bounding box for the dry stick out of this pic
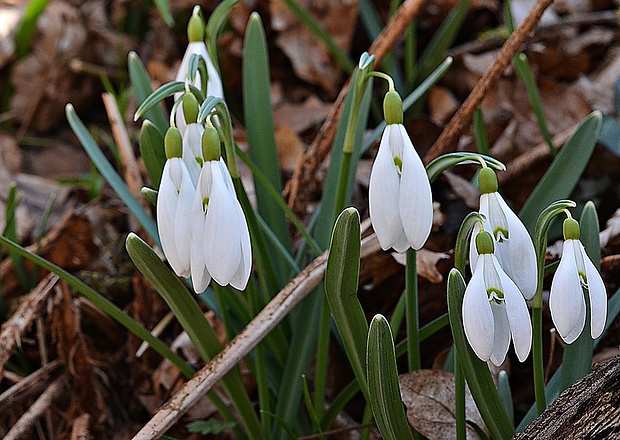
[0,274,59,378]
[102,93,148,212]
[287,0,428,213]
[423,0,555,164]
[70,413,93,440]
[4,376,66,440]
[0,360,62,413]
[496,123,575,185]
[132,233,382,440]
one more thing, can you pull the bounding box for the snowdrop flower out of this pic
[463,230,532,366]
[179,95,205,185]
[174,7,224,133]
[469,167,537,300]
[157,127,195,278]
[189,126,251,293]
[549,217,607,343]
[369,90,433,252]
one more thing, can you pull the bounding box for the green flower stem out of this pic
[532,306,546,415]
[405,248,420,371]
[455,354,466,440]
[313,302,332,418]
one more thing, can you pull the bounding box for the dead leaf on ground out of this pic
[270,0,358,95]
[391,249,450,283]
[399,369,487,440]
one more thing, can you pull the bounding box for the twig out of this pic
[70,413,93,440]
[423,0,555,163]
[3,376,66,440]
[0,274,59,378]
[102,93,148,212]
[132,233,381,439]
[0,360,62,413]
[286,0,428,215]
[496,123,575,185]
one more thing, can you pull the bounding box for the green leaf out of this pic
[141,187,158,206]
[498,370,514,426]
[2,184,30,290]
[598,115,620,156]
[187,419,237,435]
[366,315,414,440]
[473,108,490,155]
[139,120,166,189]
[66,104,160,245]
[206,0,240,72]
[13,0,51,59]
[0,233,193,378]
[560,201,600,391]
[447,269,515,440]
[128,51,169,133]
[125,233,263,440]
[134,82,203,122]
[325,208,369,399]
[519,111,602,234]
[454,212,486,274]
[152,0,174,27]
[513,54,554,153]
[243,13,292,285]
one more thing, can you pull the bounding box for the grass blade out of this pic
[128,51,169,134]
[139,120,166,189]
[66,104,159,245]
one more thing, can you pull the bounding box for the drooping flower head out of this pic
[189,126,252,293]
[463,230,532,366]
[549,216,607,343]
[469,167,537,300]
[157,127,195,278]
[174,7,224,133]
[369,90,433,252]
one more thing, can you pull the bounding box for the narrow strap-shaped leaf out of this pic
[66,104,160,245]
[366,314,414,440]
[325,208,369,399]
[520,111,602,234]
[560,201,600,391]
[206,0,240,72]
[139,120,166,189]
[126,233,263,440]
[447,269,515,440]
[151,0,174,27]
[3,184,30,290]
[128,51,169,133]
[134,82,203,121]
[13,0,51,59]
[243,13,292,286]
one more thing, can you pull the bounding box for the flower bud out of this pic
[202,126,221,161]
[188,8,205,43]
[478,167,498,194]
[164,127,183,159]
[475,230,495,255]
[563,217,581,240]
[182,93,199,124]
[383,90,403,125]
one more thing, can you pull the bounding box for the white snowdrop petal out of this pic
[369,127,406,251]
[182,123,205,185]
[203,163,243,285]
[462,258,495,361]
[500,267,532,362]
[171,160,194,277]
[550,241,586,343]
[398,125,433,250]
[581,244,607,339]
[489,303,510,367]
[157,162,182,273]
[189,167,209,291]
[494,194,537,299]
[468,223,482,275]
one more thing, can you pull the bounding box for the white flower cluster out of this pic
[156,8,251,293]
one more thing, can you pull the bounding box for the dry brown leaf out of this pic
[270,0,358,95]
[443,170,480,209]
[275,124,305,173]
[399,369,487,440]
[391,249,450,283]
[273,94,332,133]
[429,86,459,125]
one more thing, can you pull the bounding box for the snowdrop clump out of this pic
[156,8,251,293]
